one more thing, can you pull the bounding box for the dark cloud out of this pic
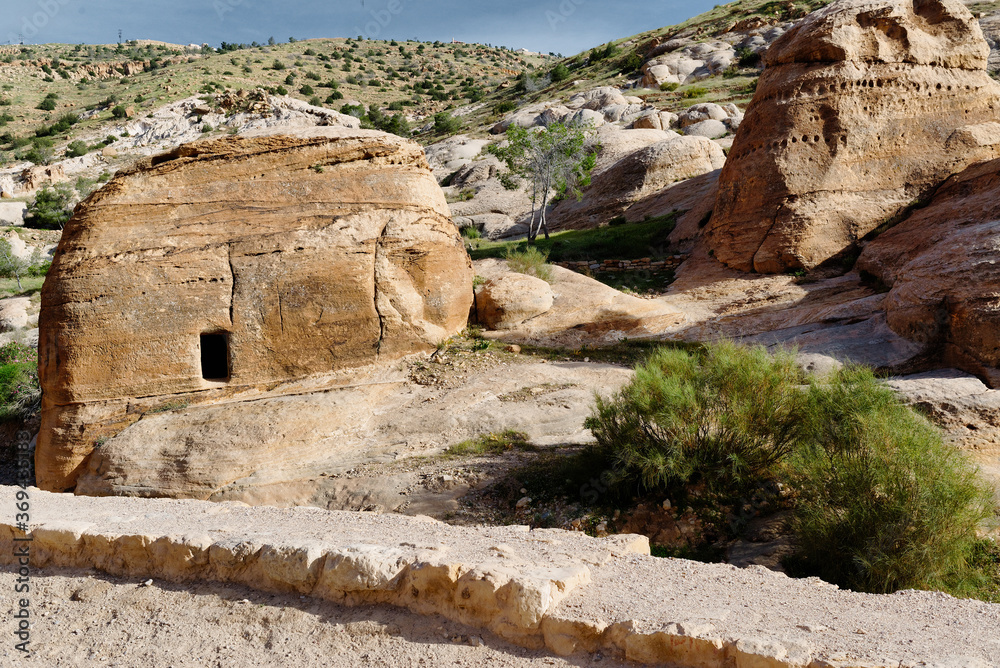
[1,0,710,54]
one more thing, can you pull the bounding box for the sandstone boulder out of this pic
[567,87,628,111]
[0,297,30,332]
[641,41,735,87]
[677,103,729,127]
[631,111,679,132]
[36,127,473,492]
[19,164,66,192]
[476,273,554,330]
[683,119,728,139]
[423,135,490,179]
[0,202,26,226]
[475,260,685,347]
[549,135,725,229]
[707,0,1000,273]
[586,125,680,176]
[857,157,1000,387]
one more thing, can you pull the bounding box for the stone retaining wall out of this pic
[554,256,685,274]
[2,488,998,666]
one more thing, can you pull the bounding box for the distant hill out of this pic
[0,36,554,166]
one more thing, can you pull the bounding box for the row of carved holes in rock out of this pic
[757,80,980,104]
[729,89,990,162]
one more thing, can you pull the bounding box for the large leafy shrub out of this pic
[788,366,993,593]
[0,342,39,421]
[587,342,996,594]
[587,342,804,496]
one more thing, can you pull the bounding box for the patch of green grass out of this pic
[505,246,553,282]
[0,275,45,299]
[591,269,676,295]
[0,342,39,422]
[469,213,680,264]
[445,430,535,457]
[518,339,704,368]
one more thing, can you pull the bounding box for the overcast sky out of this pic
[2,0,716,56]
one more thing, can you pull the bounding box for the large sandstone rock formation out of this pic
[858,157,1000,387]
[707,0,1000,273]
[36,127,473,492]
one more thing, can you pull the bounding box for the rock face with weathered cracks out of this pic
[707,0,1000,273]
[36,127,473,492]
[858,157,1000,387]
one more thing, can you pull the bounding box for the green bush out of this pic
[111,105,128,118]
[494,100,518,114]
[586,342,997,596]
[65,140,90,158]
[659,82,679,92]
[0,342,39,422]
[445,430,533,457]
[551,63,570,82]
[505,246,552,282]
[683,87,707,99]
[433,111,462,134]
[24,183,73,230]
[587,342,804,495]
[621,51,644,73]
[36,97,56,111]
[735,46,761,68]
[787,366,994,593]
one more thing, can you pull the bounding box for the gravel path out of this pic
[0,569,627,667]
[2,488,999,666]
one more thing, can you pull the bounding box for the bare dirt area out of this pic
[1,568,628,667]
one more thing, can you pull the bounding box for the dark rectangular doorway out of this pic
[200,333,230,380]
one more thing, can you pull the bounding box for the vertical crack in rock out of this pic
[373,221,389,356]
[276,270,285,335]
[227,244,236,327]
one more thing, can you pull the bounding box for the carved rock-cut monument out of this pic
[36,127,473,492]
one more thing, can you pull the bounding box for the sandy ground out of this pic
[0,568,629,667]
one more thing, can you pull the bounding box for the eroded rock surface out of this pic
[858,157,1000,386]
[36,127,473,492]
[708,0,1000,273]
[548,135,725,230]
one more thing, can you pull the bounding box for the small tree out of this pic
[24,183,74,230]
[550,63,570,82]
[0,238,41,291]
[433,111,462,134]
[487,121,596,241]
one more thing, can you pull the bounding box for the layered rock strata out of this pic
[708,0,1000,273]
[36,127,473,492]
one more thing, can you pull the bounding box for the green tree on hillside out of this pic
[487,121,596,241]
[0,238,41,291]
[24,183,73,230]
